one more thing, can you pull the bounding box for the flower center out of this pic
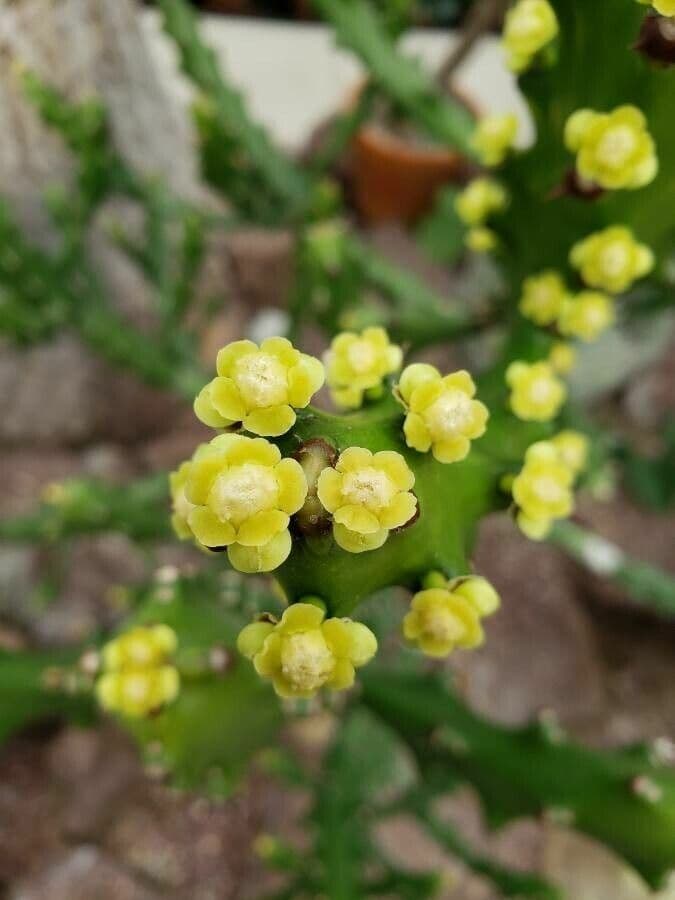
[281,631,334,691]
[346,339,377,375]
[210,463,278,525]
[600,243,629,277]
[597,126,636,168]
[528,378,554,404]
[124,637,156,667]
[234,353,287,408]
[421,607,463,644]
[121,672,152,704]
[341,467,396,510]
[533,475,565,504]
[426,389,473,437]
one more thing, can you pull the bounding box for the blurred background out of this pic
[0,1,674,898]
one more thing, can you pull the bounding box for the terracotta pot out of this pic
[349,91,477,225]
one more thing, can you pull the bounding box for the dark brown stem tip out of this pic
[549,168,605,202]
[634,13,675,66]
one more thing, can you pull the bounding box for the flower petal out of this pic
[432,436,471,464]
[222,434,281,467]
[325,658,355,691]
[227,530,292,573]
[334,504,381,534]
[216,340,257,377]
[409,380,443,412]
[344,621,377,666]
[442,370,476,397]
[194,384,233,428]
[260,336,300,367]
[336,447,373,473]
[316,467,344,513]
[377,491,417,529]
[185,455,227,505]
[287,355,325,407]
[279,602,325,633]
[187,507,236,547]
[275,458,308,514]
[209,377,246,421]
[372,451,415,491]
[244,405,296,437]
[237,622,275,659]
[398,364,441,405]
[253,632,281,675]
[404,413,432,453]
[236,510,289,547]
[333,523,388,554]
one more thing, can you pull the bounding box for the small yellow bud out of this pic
[450,576,501,617]
[317,447,417,553]
[465,227,498,253]
[455,178,507,227]
[237,603,377,699]
[512,441,575,540]
[96,624,180,718]
[564,105,658,191]
[502,0,559,73]
[324,327,402,410]
[183,433,307,572]
[397,365,489,464]
[548,342,576,375]
[570,226,654,294]
[518,271,569,326]
[551,430,589,476]
[194,337,324,436]
[403,588,484,658]
[471,113,519,166]
[558,291,615,342]
[505,361,566,422]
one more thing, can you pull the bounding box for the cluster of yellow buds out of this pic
[511,432,588,539]
[237,602,377,698]
[96,625,180,718]
[324,327,402,409]
[471,113,519,167]
[637,0,675,16]
[455,177,507,252]
[396,364,489,464]
[194,337,324,436]
[505,360,566,422]
[171,433,307,573]
[518,269,616,345]
[564,105,658,191]
[316,447,417,553]
[403,574,500,658]
[570,226,654,294]
[518,271,569,326]
[501,0,559,73]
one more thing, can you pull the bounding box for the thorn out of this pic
[208,644,231,674]
[631,775,663,804]
[154,564,179,585]
[78,648,100,677]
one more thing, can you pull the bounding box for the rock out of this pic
[9,846,161,900]
[454,513,606,728]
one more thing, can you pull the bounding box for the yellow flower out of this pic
[569,226,654,294]
[465,227,498,253]
[549,341,576,375]
[184,433,307,572]
[455,178,507,226]
[471,113,519,166]
[564,106,658,191]
[558,291,615,342]
[397,365,489,464]
[502,0,559,73]
[194,337,324,437]
[96,624,180,718]
[551,430,589,476]
[403,587,484,658]
[512,441,575,539]
[637,0,675,15]
[505,361,566,422]
[324,327,402,409]
[237,603,377,698]
[317,447,417,553]
[518,270,569,326]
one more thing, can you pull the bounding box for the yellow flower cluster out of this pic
[237,603,377,698]
[177,433,307,573]
[505,361,566,422]
[194,337,324,437]
[397,365,489,464]
[502,0,559,73]
[518,270,569,326]
[324,327,403,409]
[638,0,675,16]
[96,625,179,718]
[570,226,654,294]
[512,440,578,539]
[558,291,615,342]
[551,430,589,475]
[471,113,519,167]
[564,106,658,191]
[455,178,507,226]
[403,575,500,658]
[317,448,417,553]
